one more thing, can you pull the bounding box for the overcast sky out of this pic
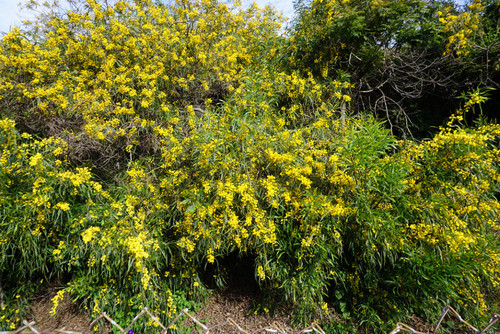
[0,0,27,33]
[0,0,470,34]
[0,0,296,33]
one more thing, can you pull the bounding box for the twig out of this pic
[122,308,147,333]
[479,313,499,334]
[6,320,35,334]
[54,330,83,334]
[165,308,188,330]
[101,312,124,332]
[144,308,167,332]
[227,318,249,333]
[434,305,478,333]
[181,309,208,332]
[388,322,426,334]
[23,320,39,334]
[87,314,105,332]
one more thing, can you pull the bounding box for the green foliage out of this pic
[288,0,500,137]
[289,0,447,73]
[0,0,499,333]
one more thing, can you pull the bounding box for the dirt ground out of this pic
[29,290,90,333]
[26,288,311,333]
[22,287,487,334]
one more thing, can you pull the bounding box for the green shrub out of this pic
[1,0,499,333]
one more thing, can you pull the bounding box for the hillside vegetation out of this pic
[1,0,499,332]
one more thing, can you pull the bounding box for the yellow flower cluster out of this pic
[50,290,65,316]
[401,122,500,255]
[0,0,283,161]
[81,226,101,244]
[438,0,484,56]
[1,0,499,329]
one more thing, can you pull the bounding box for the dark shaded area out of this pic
[200,252,261,297]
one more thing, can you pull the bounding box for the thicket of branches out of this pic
[288,0,500,137]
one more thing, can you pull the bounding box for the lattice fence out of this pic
[1,305,499,333]
[0,307,325,334]
[390,306,499,334]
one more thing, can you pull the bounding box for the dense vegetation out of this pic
[0,0,499,332]
[289,0,500,137]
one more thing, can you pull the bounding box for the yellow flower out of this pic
[81,226,101,244]
[53,202,70,211]
[29,153,43,167]
[257,265,265,280]
[50,290,65,316]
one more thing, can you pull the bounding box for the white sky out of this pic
[0,0,27,33]
[0,0,469,34]
[0,0,295,33]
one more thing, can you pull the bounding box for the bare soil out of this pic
[190,290,298,333]
[29,289,90,333]
[23,287,488,333]
[26,288,307,333]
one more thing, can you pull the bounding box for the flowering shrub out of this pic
[287,0,500,138]
[1,0,499,332]
[439,0,485,56]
